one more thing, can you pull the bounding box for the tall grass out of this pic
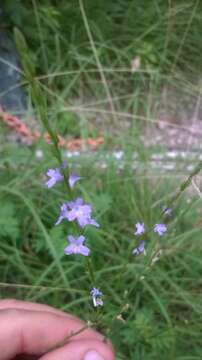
[1,141,202,358]
[3,0,202,73]
[1,0,202,358]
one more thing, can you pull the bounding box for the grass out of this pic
[0,142,202,359]
[1,0,202,359]
[3,0,202,75]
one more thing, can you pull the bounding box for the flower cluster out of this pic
[64,235,90,256]
[45,164,102,306]
[56,198,99,228]
[46,168,63,188]
[46,164,171,307]
[90,287,103,307]
[132,208,170,256]
[46,167,81,189]
[132,240,146,256]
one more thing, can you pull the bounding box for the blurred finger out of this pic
[0,308,102,360]
[0,299,103,341]
[0,299,73,318]
[40,339,114,360]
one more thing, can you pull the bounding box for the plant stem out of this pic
[43,323,92,354]
[168,160,202,206]
[14,28,70,191]
[14,28,98,289]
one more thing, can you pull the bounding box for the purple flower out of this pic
[64,235,90,256]
[55,203,69,225]
[90,287,103,307]
[162,206,172,216]
[69,172,82,189]
[134,222,145,235]
[56,198,99,228]
[67,198,99,228]
[132,240,146,256]
[154,223,167,236]
[46,168,63,188]
[91,288,102,297]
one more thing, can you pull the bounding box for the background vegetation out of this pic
[1,1,202,359]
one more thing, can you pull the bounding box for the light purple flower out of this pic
[46,168,63,188]
[90,287,103,307]
[56,198,99,228]
[134,222,145,235]
[64,235,90,256]
[55,203,69,225]
[162,206,172,216]
[132,241,146,256]
[91,288,102,297]
[66,198,99,228]
[154,223,167,236]
[69,172,82,189]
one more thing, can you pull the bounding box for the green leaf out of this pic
[0,201,20,239]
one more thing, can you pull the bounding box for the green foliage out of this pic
[54,111,81,137]
[1,1,202,358]
[3,0,202,77]
[1,152,202,357]
[122,309,175,354]
[0,199,20,239]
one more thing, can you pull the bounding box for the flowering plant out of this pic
[14,28,202,357]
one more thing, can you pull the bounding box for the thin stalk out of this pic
[14,28,69,191]
[79,0,117,124]
[168,160,202,206]
[14,27,98,290]
[43,323,93,354]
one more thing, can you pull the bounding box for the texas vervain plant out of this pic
[13,28,109,352]
[11,26,202,359]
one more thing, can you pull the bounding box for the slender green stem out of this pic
[86,258,96,285]
[14,28,70,190]
[14,27,97,290]
[168,160,202,206]
[43,323,93,354]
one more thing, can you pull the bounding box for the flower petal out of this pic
[67,235,76,244]
[79,245,90,256]
[64,244,76,255]
[68,173,82,189]
[76,235,86,245]
[46,178,56,189]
